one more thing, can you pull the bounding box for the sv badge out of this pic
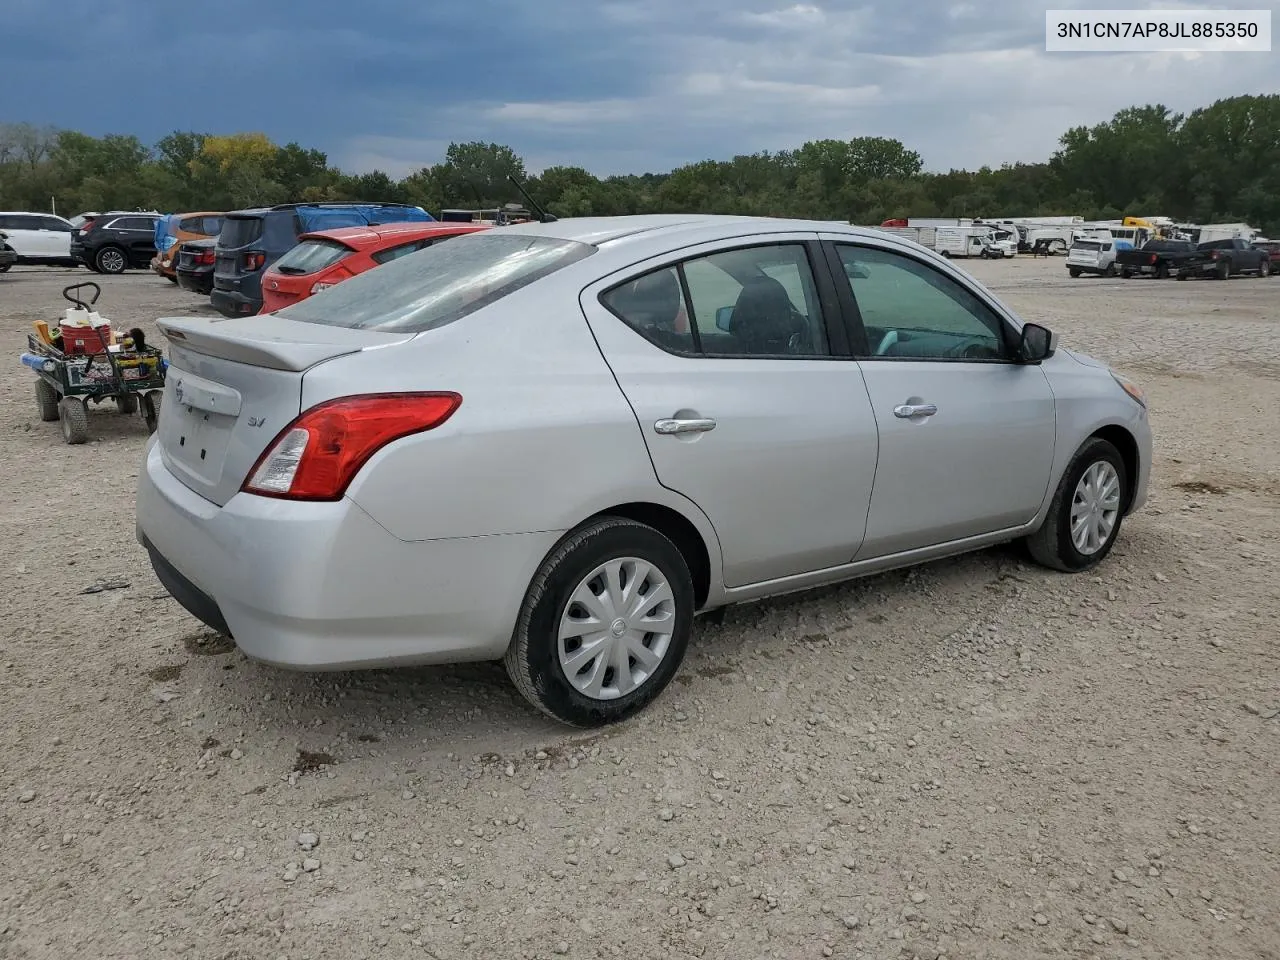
[247,416,268,428]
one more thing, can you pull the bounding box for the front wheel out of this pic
[142,391,162,433]
[59,397,90,445]
[505,517,694,727]
[35,379,60,422]
[1026,437,1127,572]
[1260,260,1271,278]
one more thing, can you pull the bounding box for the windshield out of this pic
[275,232,595,331]
[274,238,353,275]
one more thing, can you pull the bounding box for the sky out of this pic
[6,0,1277,177]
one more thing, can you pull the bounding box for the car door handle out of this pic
[654,417,717,435]
[893,403,938,419]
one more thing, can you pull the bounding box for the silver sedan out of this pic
[136,215,1151,726]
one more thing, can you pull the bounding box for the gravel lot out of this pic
[1,259,1277,960]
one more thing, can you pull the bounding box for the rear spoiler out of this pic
[157,315,413,373]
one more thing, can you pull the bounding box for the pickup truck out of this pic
[1116,239,1198,279]
[1179,238,1272,280]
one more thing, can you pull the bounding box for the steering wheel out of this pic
[874,330,899,356]
[949,338,992,360]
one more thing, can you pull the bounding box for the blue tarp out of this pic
[294,204,433,233]
[154,214,180,252]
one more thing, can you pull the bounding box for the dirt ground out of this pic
[1,258,1277,960]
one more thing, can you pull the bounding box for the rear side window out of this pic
[109,217,153,231]
[273,239,353,275]
[219,216,265,248]
[276,232,594,331]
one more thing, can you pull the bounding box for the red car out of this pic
[259,221,491,313]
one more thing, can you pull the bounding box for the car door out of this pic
[580,235,879,588]
[2,215,42,257]
[821,236,1057,559]
[37,215,73,257]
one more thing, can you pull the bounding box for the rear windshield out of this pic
[1072,240,1101,251]
[219,216,264,248]
[274,238,353,275]
[275,232,595,331]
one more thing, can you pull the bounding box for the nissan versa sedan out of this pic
[136,215,1152,727]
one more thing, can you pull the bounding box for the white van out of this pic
[1066,236,1118,277]
[0,212,78,269]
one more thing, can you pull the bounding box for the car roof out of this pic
[500,214,905,250]
[299,222,490,248]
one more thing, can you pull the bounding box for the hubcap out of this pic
[1070,461,1121,555]
[102,249,124,272]
[557,557,676,700]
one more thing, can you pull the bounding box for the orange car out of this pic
[151,211,225,282]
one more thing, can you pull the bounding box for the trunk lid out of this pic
[155,314,414,506]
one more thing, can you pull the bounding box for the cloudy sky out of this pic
[7,0,1276,176]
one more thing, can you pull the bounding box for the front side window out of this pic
[602,243,830,358]
[371,239,427,265]
[276,232,594,331]
[835,245,1009,361]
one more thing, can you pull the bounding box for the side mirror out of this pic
[1018,323,1056,363]
[715,305,734,331]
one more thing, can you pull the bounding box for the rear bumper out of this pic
[135,438,557,670]
[210,288,262,317]
[176,269,214,295]
[69,241,88,262]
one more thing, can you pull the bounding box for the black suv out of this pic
[72,212,163,274]
[211,202,431,316]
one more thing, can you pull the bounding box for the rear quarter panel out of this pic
[303,275,722,556]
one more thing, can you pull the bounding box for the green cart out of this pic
[20,282,167,445]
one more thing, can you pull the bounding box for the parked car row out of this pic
[1067,235,1275,280]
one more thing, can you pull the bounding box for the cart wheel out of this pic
[116,393,139,415]
[59,397,90,445]
[142,391,163,434]
[35,380,60,422]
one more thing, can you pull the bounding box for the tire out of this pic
[95,245,128,275]
[1215,260,1230,280]
[504,517,695,727]
[35,379,60,422]
[166,274,179,285]
[142,391,162,433]
[1260,260,1271,278]
[1068,267,1081,278]
[59,397,90,445]
[939,250,950,259]
[1176,271,1188,281]
[1104,263,1117,278]
[1155,263,1169,280]
[1026,437,1128,573]
[116,393,139,415]
[1120,268,1132,279]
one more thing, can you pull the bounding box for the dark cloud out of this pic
[7,0,1275,176]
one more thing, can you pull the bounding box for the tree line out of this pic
[1,94,1277,235]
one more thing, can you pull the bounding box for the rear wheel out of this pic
[505,517,694,727]
[1068,267,1081,278]
[1120,268,1132,279]
[35,379,60,422]
[115,393,139,415]
[1260,260,1271,278]
[1155,263,1169,279]
[59,397,89,445]
[1104,263,1117,278]
[96,245,127,275]
[1215,260,1230,280]
[1026,437,1127,573]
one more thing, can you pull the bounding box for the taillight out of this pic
[197,249,216,265]
[243,251,266,271]
[1148,254,1157,264]
[310,281,334,295]
[241,393,462,501]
